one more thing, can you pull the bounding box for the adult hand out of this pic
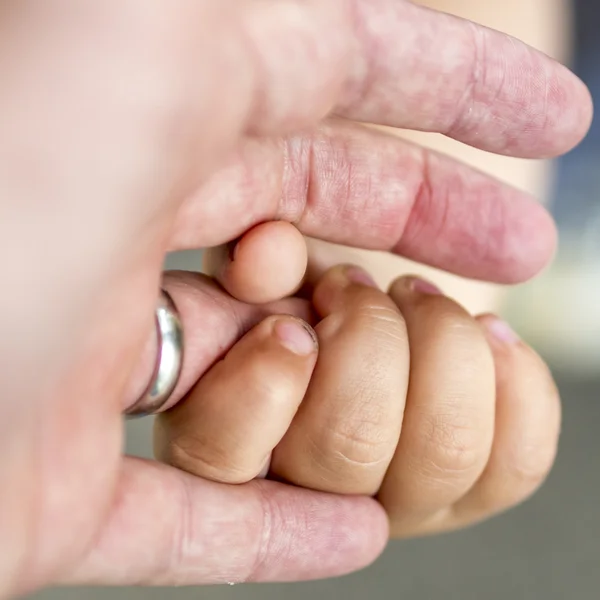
[0,0,591,597]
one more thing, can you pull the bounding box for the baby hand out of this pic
[155,265,560,537]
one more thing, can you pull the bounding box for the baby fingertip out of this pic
[405,275,442,296]
[344,266,378,288]
[274,317,318,356]
[388,275,443,301]
[479,314,520,345]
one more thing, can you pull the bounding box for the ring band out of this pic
[126,290,184,418]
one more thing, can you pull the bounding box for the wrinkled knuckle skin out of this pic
[165,436,254,485]
[420,411,486,478]
[244,481,297,584]
[413,299,474,336]
[349,292,407,344]
[326,421,396,470]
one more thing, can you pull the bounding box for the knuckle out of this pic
[304,391,399,480]
[420,302,478,341]
[298,125,410,245]
[246,483,276,582]
[319,391,399,472]
[420,410,486,477]
[167,436,254,485]
[433,310,477,341]
[414,303,495,372]
[245,480,301,583]
[445,20,487,137]
[350,296,408,346]
[167,474,198,586]
[504,439,559,495]
[327,420,396,469]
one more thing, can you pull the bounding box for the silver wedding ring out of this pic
[126,290,184,418]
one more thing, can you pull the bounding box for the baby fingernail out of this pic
[275,318,318,356]
[408,277,442,295]
[484,316,520,345]
[345,266,377,288]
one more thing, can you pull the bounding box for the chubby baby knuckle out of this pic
[504,440,559,493]
[435,311,487,350]
[410,296,470,331]
[324,419,396,469]
[420,411,487,476]
[167,436,253,485]
[436,314,495,373]
[351,299,407,344]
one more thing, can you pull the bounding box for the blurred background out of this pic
[27,0,599,598]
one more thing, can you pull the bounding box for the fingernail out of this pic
[345,266,377,288]
[408,277,442,295]
[275,318,318,355]
[484,316,520,345]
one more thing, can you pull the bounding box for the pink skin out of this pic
[338,1,588,158]
[180,121,556,282]
[64,459,388,587]
[0,0,592,596]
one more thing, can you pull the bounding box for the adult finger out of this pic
[155,315,317,484]
[174,122,556,283]
[203,222,308,304]
[61,459,389,586]
[1,0,587,301]
[196,0,591,155]
[380,276,496,537]
[334,0,591,158]
[123,271,313,413]
[447,314,561,530]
